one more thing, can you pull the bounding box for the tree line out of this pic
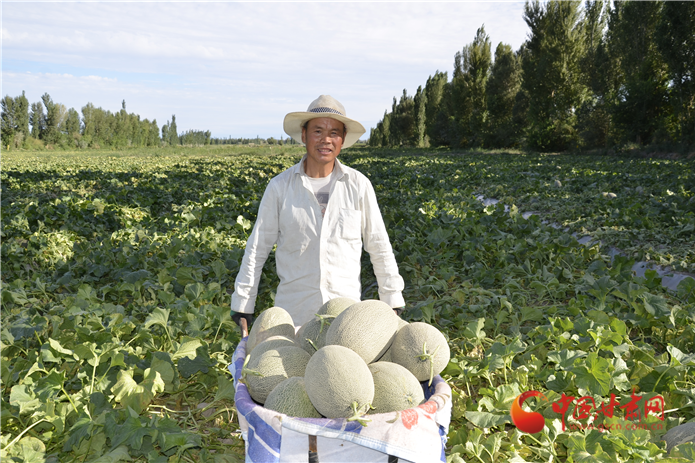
[0,91,304,150]
[0,93,218,150]
[370,1,695,152]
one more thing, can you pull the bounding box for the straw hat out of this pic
[283,95,366,148]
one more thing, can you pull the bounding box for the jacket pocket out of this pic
[338,208,362,240]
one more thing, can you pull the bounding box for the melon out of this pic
[296,317,331,354]
[304,345,374,419]
[317,297,358,317]
[247,336,297,365]
[325,300,400,363]
[368,361,425,414]
[246,306,295,353]
[263,377,322,418]
[390,322,450,385]
[244,346,311,404]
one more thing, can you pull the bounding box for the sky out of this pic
[2,1,530,140]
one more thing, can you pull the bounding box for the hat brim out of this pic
[283,112,366,149]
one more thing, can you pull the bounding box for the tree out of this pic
[1,95,17,148]
[65,108,81,141]
[607,1,670,145]
[485,43,523,147]
[522,0,586,151]
[40,93,65,143]
[168,115,179,146]
[413,86,427,147]
[424,71,448,145]
[30,101,45,139]
[451,25,492,147]
[576,0,613,148]
[656,1,695,144]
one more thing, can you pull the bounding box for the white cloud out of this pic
[2,1,529,138]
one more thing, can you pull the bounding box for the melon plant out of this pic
[390,322,450,385]
[325,300,399,363]
[243,345,311,404]
[304,345,374,420]
[368,361,425,414]
[263,377,322,418]
[246,306,296,353]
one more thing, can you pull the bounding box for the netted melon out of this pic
[246,306,295,353]
[390,322,450,385]
[244,346,311,404]
[304,345,374,419]
[368,361,425,414]
[247,336,297,365]
[296,317,331,354]
[263,377,322,418]
[317,297,358,317]
[325,300,399,363]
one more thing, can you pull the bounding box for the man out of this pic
[231,95,405,327]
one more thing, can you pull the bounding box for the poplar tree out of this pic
[576,0,612,148]
[656,0,695,144]
[485,43,522,147]
[30,102,44,139]
[607,1,669,145]
[451,26,492,147]
[424,71,448,145]
[522,0,586,151]
[413,86,427,147]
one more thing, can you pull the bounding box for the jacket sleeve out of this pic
[231,182,280,315]
[361,179,406,308]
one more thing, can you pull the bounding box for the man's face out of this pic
[301,117,346,171]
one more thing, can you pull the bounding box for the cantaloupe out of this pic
[317,297,358,317]
[296,317,330,354]
[247,336,297,365]
[263,377,322,418]
[390,322,450,385]
[246,306,296,353]
[244,346,311,404]
[368,361,425,414]
[304,345,374,419]
[325,300,400,363]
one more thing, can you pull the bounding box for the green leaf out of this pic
[112,368,165,414]
[462,318,486,341]
[48,337,78,359]
[85,445,131,463]
[547,349,587,370]
[144,308,170,331]
[9,384,41,414]
[110,416,150,451]
[214,375,236,402]
[178,355,211,378]
[465,411,511,429]
[572,352,611,396]
[6,436,46,463]
[172,339,203,361]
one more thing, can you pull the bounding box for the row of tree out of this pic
[370,1,695,151]
[0,93,215,150]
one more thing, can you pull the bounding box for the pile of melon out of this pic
[240,299,450,422]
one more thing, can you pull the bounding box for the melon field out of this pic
[2,145,695,462]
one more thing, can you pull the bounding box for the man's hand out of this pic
[231,311,253,327]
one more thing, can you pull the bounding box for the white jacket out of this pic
[231,155,405,326]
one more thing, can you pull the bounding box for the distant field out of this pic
[2,146,694,462]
